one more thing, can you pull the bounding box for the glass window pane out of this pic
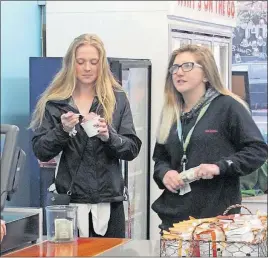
[192,39,212,50]
[213,42,229,88]
[171,37,190,51]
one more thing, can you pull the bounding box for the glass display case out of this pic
[120,64,151,239]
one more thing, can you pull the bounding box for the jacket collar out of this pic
[48,96,101,114]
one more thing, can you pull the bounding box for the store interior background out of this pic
[232,1,267,142]
[1,0,268,239]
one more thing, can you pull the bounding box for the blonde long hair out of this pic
[157,45,249,144]
[29,34,122,130]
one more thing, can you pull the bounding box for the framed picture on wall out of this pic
[231,71,251,109]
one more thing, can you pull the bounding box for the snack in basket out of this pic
[160,208,268,257]
[173,217,218,227]
[191,226,226,257]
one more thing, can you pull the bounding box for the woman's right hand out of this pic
[1,220,6,242]
[61,111,80,133]
[162,170,184,193]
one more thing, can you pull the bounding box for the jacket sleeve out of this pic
[103,95,142,161]
[214,99,268,177]
[32,105,70,162]
[152,142,173,189]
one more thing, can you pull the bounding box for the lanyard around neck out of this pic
[177,103,210,170]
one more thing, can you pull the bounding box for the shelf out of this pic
[242,194,267,203]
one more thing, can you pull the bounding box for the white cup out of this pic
[81,116,99,138]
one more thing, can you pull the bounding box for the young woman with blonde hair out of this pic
[152,45,267,229]
[30,34,141,238]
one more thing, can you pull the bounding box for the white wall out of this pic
[46,1,167,13]
[46,0,169,239]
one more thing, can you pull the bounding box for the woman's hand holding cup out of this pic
[96,117,109,142]
[81,112,109,141]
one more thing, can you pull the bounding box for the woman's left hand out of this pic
[195,164,220,179]
[97,117,109,142]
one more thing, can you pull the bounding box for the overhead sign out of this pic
[168,0,237,27]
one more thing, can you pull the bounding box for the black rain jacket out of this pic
[152,95,267,225]
[32,90,142,203]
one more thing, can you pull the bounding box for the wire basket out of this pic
[160,205,268,257]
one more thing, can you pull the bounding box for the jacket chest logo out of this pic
[205,129,218,133]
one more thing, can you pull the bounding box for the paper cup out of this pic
[81,116,99,138]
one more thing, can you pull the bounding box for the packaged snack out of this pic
[191,227,225,257]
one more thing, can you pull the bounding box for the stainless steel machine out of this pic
[1,124,41,254]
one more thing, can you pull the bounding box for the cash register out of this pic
[1,124,41,254]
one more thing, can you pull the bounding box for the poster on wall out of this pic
[232,1,267,143]
[232,1,267,63]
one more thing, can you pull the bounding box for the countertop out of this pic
[2,238,161,257]
[3,238,130,257]
[98,240,160,256]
